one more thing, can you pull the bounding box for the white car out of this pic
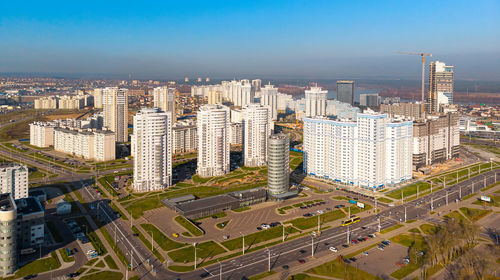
[329,247,338,252]
[362,251,369,255]
[262,225,271,229]
[317,210,325,214]
[86,250,96,255]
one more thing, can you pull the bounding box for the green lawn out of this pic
[232,206,251,212]
[346,203,373,215]
[216,220,230,229]
[331,196,350,201]
[248,271,276,280]
[140,223,187,251]
[221,225,297,250]
[286,209,346,230]
[377,197,393,203]
[386,182,431,199]
[459,207,492,222]
[104,255,119,270]
[444,211,467,223]
[390,233,426,250]
[472,194,500,207]
[14,252,61,278]
[380,224,404,234]
[131,226,165,262]
[58,248,74,263]
[420,224,438,235]
[307,256,381,280]
[95,260,105,268]
[167,241,227,262]
[174,216,204,236]
[194,212,227,221]
[291,274,328,280]
[79,271,123,280]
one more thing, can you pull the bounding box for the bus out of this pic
[341,217,360,226]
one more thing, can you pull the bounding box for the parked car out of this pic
[297,259,306,264]
[329,247,338,252]
[362,251,369,256]
[282,265,289,269]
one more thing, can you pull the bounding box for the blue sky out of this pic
[1,0,499,80]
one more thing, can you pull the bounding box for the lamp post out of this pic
[265,249,271,272]
[148,231,154,253]
[193,242,197,269]
[218,260,222,280]
[310,234,315,258]
[240,232,245,255]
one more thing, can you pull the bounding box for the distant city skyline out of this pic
[1,0,499,80]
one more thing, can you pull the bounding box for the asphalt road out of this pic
[150,169,500,280]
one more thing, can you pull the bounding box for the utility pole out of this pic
[401,191,404,204]
[459,185,462,200]
[317,215,321,232]
[266,250,271,271]
[374,196,377,213]
[472,182,475,193]
[484,177,486,188]
[404,206,407,223]
[377,218,381,233]
[446,191,449,206]
[468,167,471,179]
[346,225,350,243]
[430,181,433,193]
[348,206,351,219]
[218,260,222,280]
[282,226,285,242]
[193,243,197,269]
[310,235,315,258]
[241,233,245,255]
[431,197,434,210]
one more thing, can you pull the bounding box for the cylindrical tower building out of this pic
[267,133,290,196]
[0,194,17,276]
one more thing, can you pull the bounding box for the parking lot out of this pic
[353,241,409,278]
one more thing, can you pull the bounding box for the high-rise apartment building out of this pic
[242,104,272,167]
[0,164,28,199]
[428,61,454,113]
[53,128,115,161]
[0,194,17,276]
[303,112,413,190]
[360,93,381,107]
[93,88,103,108]
[380,102,424,120]
[30,122,56,147]
[197,104,231,177]
[267,133,290,196]
[336,80,355,105]
[252,79,262,94]
[305,86,327,118]
[153,87,177,122]
[260,84,278,120]
[132,108,172,192]
[413,112,460,169]
[103,87,128,142]
[173,119,197,154]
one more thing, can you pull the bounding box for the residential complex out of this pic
[360,93,381,107]
[33,94,90,109]
[242,104,272,167]
[197,104,231,177]
[412,112,460,169]
[428,61,454,113]
[153,87,177,122]
[54,128,116,161]
[103,87,128,142]
[305,86,327,118]
[172,119,197,154]
[380,102,424,120]
[132,108,173,192]
[0,164,28,199]
[29,122,56,147]
[267,133,290,196]
[336,80,354,105]
[303,112,413,190]
[260,84,278,120]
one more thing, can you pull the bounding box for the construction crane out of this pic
[397,51,432,112]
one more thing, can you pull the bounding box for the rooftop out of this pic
[0,194,15,212]
[15,197,44,216]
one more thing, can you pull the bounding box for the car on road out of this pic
[66,272,80,278]
[172,233,179,238]
[381,240,391,246]
[362,251,369,256]
[223,235,230,240]
[200,272,210,278]
[299,249,306,253]
[377,245,385,251]
[368,234,376,238]
[342,258,351,264]
[256,227,262,231]
[329,247,338,252]
[282,265,289,269]
[349,257,357,262]
[298,259,306,263]
[317,210,324,214]
[342,244,349,248]
[133,233,139,237]
[86,250,96,255]
[351,239,358,244]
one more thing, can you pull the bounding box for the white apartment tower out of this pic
[305,87,327,118]
[242,104,272,167]
[103,87,128,142]
[0,164,28,199]
[260,84,278,120]
[197,104,230,177]
[132,108,172,192]
[153,87,177,122]
[303,112,412,190]
[30,122,56,147]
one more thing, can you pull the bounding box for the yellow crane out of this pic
[397,51,432,113]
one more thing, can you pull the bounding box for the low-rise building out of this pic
[56,199,71,215]
[15,197,44,249]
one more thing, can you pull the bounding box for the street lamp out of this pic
[217,260,222,280]
[147,231,154,253]
[193,242,197,269]
[265,249,271,271]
